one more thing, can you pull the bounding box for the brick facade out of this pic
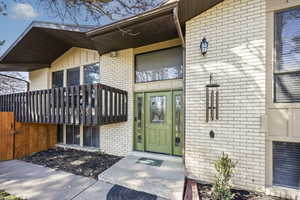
[100,49,135,156]
[185,0,266,191]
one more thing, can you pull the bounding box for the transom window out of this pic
[274,7,300,102]
[135,47,183,83]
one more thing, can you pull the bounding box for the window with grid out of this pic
[52,70,64,88]
[274,7,300,102]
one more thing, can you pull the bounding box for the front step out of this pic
[98,151,185,200]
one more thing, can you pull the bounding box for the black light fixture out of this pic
[200,37,208,56]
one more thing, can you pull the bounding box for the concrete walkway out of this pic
[99,152,185,200]
[0,160,168,200]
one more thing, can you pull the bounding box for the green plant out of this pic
[212,153,236,200]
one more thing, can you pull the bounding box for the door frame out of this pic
[133,89,183,156]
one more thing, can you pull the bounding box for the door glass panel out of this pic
[150,96,166,123]
[175,95,182,146]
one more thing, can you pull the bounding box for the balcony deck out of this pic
[0,83,128,125]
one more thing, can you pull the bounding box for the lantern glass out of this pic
[200,38,208,55]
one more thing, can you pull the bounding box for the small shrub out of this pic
[212,153,236,200]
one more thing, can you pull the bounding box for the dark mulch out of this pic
[197,183,287,200]
[0,190,25,200]
[20,147,123,179]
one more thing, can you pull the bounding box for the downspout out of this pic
[173,6,186,166]
[173,7,185,48]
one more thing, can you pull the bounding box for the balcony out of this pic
[0,83,128,125]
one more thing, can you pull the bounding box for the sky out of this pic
[0,1,108,57]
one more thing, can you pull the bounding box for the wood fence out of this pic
[0,112,57,161]
[0,83,128,126]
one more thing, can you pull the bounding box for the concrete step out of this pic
[98,151,185,200]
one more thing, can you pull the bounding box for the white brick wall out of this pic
[100,49,134,156]
[185,0,266,191]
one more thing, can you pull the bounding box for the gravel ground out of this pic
[21,147,123,179]
[197,183,287,200]
[0,190,25,200]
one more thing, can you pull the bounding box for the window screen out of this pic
[274,7,300,102]
[135,47,183,83]
[83,126,100,148]
[52,71,63,88]
[84,63,100,84]
[66,125,80,145]
[273,142,300,189]
[67,67,80,86]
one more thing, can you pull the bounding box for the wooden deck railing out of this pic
[0,83,128,125]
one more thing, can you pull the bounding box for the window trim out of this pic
[273,6,300,103]
[134,46,183,83]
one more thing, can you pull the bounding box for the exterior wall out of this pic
[99,49,135,156]
[185,0,266,191]
[265,0,300,198]
[28,38,182,157]
[29,68,50,91]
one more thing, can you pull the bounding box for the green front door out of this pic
[134,90,183,155]
[145,92,172,154]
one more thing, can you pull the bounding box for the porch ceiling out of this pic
[0,22,96,71]
[87,2,179,55]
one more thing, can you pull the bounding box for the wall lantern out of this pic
[200,37,208,56]
[206,74,220,122]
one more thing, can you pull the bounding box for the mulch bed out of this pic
[197,183,287,200]
[20,147,123,179]
[0,190,25,200]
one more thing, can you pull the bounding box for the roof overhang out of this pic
[0,22,96,71]
[86,1,180,55]
[0,0,224,72]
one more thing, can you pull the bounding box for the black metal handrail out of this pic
[0,83,128,125]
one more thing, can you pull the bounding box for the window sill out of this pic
[265,186,300,199]
[56,144,101,153]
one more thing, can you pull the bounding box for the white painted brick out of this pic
[185,0,266,192]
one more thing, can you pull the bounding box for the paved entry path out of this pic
[99,152,185,200]
[0,160,168,200]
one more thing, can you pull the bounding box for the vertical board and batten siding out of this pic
[185,0,266,191]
